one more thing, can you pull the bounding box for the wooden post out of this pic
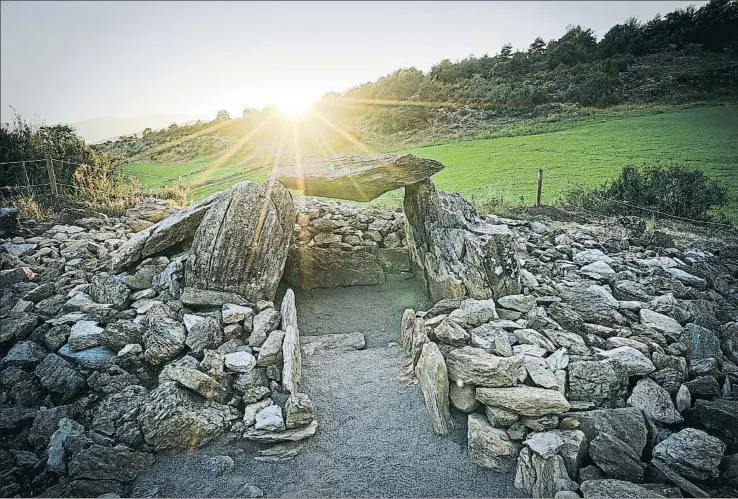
[536,169,543,207]
[46,155,58,196]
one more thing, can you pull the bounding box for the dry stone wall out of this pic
[283,196,412,289]
[404,215,738,498]
[0,194,316,497]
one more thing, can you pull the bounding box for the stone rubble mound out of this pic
[403,217,738,498]
[0,185,314,497]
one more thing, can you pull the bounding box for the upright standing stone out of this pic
[404,179,521,301]
[281,289,301,394]
[185,180,295,303]
[416,342,453,436]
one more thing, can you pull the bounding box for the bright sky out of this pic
[1,1,706,124]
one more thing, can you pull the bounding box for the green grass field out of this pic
[122,105,738,220]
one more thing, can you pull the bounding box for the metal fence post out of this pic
[46,155,58,196]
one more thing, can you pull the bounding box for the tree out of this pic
[142,127,153,137]
[500,43,513,58]
[528,37,547,55]
[215,109,231,121]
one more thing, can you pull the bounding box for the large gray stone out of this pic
[580,479,663,498]
[185,180,295,303]
[446,347,522,387]
[34,353,86,396]
[276,153,444,202]
[523,430,587,478]
[416,342,453,436]
[560,407,647,456]
[468,413,519,471]
[137,382,237,452]
[568,360,626,407]
[652,428,725,480]
[589,432,645,482]
[628,378,683,425]
[143,317,186,365]
[111,193,222,271]
[404,179,521,302]
[476,386,571,417]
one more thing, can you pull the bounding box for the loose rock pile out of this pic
[0,186,315,497]
[404,217,738,498]
[284,197,410,289]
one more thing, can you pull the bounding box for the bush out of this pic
[563,163,729,220]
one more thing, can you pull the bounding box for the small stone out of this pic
[68,320,104,352]
[254,405,285,432]
[449,382,479,413]
[222,303,254,325]
[207,455,234,477]
[224,351,257,372]
[243,399,273,427]
[285,393,314,429]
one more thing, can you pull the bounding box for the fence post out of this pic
[46,155,58,196]
[536,169,543,207]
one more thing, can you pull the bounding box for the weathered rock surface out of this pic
[301,332,366,356]
[404,179,521,302]
[111,193,222,271]
[416,342,453,436]
[284,246,385,289]
[137,382,237,452]
[185,180,295,303]
[476,386,571,416]
[276,153,444,202]
[628,378,683,425]
[446,346,522,387]
[580,479,663,498]
[652,428,725,480]
[468,413,519,470]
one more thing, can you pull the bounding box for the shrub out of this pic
[563,163,729,220]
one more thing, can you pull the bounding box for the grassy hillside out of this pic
[383,105,738,220]
[121,105,737,220]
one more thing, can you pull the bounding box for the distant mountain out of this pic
[70,114,207,143]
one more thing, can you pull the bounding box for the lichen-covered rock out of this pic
[416,342,453,436]
[277,153,444,201]
[628,378,683,425]
[67,444,154,483]
[468,413,520,470]
[589,432,645,482]
[559,407,647,457]
[476,386,571,417]
[449,382,479,413]
[652,427,725,480]
[143,317,186,365]
[185,180,295,303]
[285,392,314,429]
[87,274,130,309]
[137,382,237,452]
[92,385,148,448]
[111,193,222,272]
[580,479,663,498]
[404,179,521,302]
[34,353,85,396]
[446,347,522,387]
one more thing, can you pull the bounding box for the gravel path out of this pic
[134,278,520,497]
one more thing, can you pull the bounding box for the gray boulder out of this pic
[468,413,520,471]
[416,342,453,436]
[446,347,522,387]
[404,179,520,302]
[276,153,444,202]
[589,432,644,482]
[35,354,85,396]
[560,407,647,456]
[137,381,237,452]
[580,479,663,498]
[628,378,683,425]
[185,180,295,303]
[284,246,385,289]
[285,393,314,429]
[652,428,725,480]
[111,193,221,271]
[476,386,571,417]
[143,317,186,365]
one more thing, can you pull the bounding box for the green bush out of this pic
[564,163,729,220]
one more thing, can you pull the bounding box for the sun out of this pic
[273,94,316,120]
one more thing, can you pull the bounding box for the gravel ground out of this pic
[133,278,520,497]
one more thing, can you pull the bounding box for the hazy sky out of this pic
[1,1,706,124]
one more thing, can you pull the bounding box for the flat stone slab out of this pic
[276,153,444,202]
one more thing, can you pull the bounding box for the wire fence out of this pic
[2,157,734,232]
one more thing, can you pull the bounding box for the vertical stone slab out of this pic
[403,179,521,302]
[281,289,301,394]
[185,180,296,303]
[416,342,454,436]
